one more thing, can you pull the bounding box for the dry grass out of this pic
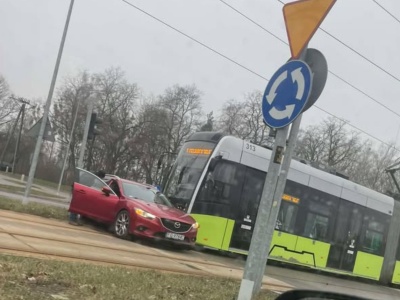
[0,196,68,220]
[0,254,277,300]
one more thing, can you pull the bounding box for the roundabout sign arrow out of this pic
[262,60,312,128]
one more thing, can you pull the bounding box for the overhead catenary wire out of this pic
[275,0,400,83]
[120,0,400,153]
[120,0,268,82]
[372,0,400,25]
[313,105,398,150]
[219,0,400,119]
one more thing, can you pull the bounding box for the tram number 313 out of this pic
[245,143,256,152]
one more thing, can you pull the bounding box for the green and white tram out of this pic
[163,132,400,284]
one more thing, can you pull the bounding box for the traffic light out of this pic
[87,113,102,140]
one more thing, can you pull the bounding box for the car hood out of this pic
[133,200,195,224]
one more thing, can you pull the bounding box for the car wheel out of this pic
[114,210,130,239]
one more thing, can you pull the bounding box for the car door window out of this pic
[76,168,108,192]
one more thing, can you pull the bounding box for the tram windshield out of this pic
[164,141,215,210]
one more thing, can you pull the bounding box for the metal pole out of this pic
[57,99,81,194]
[12,103,26,173]
[86,136,96,171]
[252,114,303,294]
[23,0,75,203]
[78,99,94,168]
[0,107,23,164]
[238,126,289,300]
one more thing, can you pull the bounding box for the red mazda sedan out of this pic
[69,168,198,247]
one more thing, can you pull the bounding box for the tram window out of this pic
[276,202,298,233]
[195,161,245,218]
[361,215,386,255]
[303,213,329,240]
[363,230,383,255]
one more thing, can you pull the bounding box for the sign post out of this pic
[237,1,336,299]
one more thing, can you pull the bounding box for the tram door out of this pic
[327,201,362,271]
[229,167,266,251]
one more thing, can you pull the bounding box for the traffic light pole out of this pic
[78,99,94,168]
[57,99,80,195]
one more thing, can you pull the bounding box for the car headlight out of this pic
[135,208,156,220]
[192,222,199,229]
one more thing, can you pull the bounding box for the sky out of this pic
[1,0,400,152]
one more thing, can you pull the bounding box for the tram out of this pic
[163,132,400,283]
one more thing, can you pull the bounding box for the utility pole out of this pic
[12,104,26,173]
[11,96,30,174]
[0,105,23,165]
[23,0,75,204]
[78,99,94,168]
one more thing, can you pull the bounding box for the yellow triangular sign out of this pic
[283,0,336,58]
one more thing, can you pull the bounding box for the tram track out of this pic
[0,229,289,291]
[0,228,241,270]
[0,212,105,235]
[2,211,394,296]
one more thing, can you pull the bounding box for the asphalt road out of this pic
[0,172,70,208]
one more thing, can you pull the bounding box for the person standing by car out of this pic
[69,169,106,225]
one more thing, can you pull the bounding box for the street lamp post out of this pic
[23,0,75,203]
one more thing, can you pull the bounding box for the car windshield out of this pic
[121,182,173,207]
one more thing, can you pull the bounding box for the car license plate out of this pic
[165,232,185,241]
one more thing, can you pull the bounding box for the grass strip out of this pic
[0,254,276,300]
[0,196,68,220]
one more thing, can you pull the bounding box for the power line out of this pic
[218,0,400,119]
[275,0,400,84]
[328,72,400,119]
[372,0,400,24]
[320,28,400,84]
[120,0,269,82]
[218,0,287,45]
[314,105,399,151]
[120,0,399,153]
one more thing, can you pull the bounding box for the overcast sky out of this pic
[1,0,400,151]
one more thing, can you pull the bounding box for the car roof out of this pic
[119,178,157,190]
[103,173,158,190]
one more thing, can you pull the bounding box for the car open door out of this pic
[70,168,119,222]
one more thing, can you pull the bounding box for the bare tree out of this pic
[295,117,397,192]
[89,67,138,173]
[52,71,92,173]
[296,125,326,163]
[218,91,272,146]
[0,75,19,127]
[296,117,361,171]
[157,84,203,185]
[347,142,397,193]
[322,118,361,170]
[133,102,169,183]
[218,99,246,136]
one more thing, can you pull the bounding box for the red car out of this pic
[69,168,198,247]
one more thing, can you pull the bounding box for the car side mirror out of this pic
[208,155,222,172]
[102,187,112,196]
